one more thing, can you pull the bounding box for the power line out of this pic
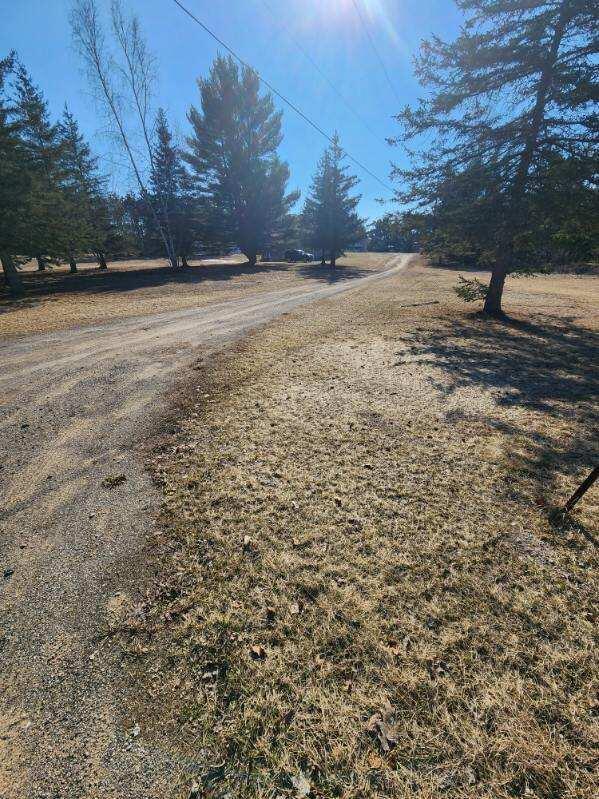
[169,0,394,194]
[258,0,383,145]
[350,0,402,107]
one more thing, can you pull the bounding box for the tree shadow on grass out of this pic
[0,259,375,312]
[0,259,284,307]
[404,311,599,514]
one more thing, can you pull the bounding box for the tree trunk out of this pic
[330,252,336,268]
[69,256,78,274]
[320,249,326,266]
[1,252,24,295]
[483,248,509,316]
[483,5,570,316]
[36,256,46,272]
[97,252,108,270]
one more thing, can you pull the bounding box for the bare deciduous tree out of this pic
[109,0,178,266]
[70,0,178,268]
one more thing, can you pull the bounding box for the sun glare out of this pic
[297,0,403,50]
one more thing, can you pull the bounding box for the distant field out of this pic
[0,252,393,338]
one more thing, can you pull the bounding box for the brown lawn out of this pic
[122,261,598,798]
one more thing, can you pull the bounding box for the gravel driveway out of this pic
[0,255,410,798]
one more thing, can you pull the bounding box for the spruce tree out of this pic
[100,193,139,260]
[393,0,598,315]
[303,147,332,265]
[302,134,363,266]
[185,55,299,266]
[0,52,27,294]
[58,106,106,272]
[525,154,598,266]
[150,109,198,267]
[14,63,68,271]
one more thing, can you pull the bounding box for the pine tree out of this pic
[0,53,29,294]
[407,155,597,273]
[58,106,106,272]
[420,161,505,268]
[185,55,299,266]
[89,194,112,269]
[302,134,363,267]
[393,0,598,315]
[525,154,598,266]
[14,63,68,271]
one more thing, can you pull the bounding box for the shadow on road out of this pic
[294,263,372,284]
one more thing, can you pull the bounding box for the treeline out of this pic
[0,53,363,297]
[0,53,113,292]
[1,0,365,296]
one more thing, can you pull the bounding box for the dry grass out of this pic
[0,253,391,337]
[130,263,597,798]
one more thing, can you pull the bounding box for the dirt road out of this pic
[0,254,411,798]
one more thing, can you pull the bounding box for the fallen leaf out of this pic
[367,751,384,768]
[290,602,301,615]
[366,700,397,753]
[250,644,267,660]
[290,771,311,797]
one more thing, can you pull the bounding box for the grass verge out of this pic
[130,263,598,798]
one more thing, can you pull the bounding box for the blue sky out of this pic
[2,0,462,221]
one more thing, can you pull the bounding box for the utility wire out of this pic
[170,0,394,193]
[350,0,402,107]
[258,0,383,145]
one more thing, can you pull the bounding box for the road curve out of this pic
[0,254,411,798]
